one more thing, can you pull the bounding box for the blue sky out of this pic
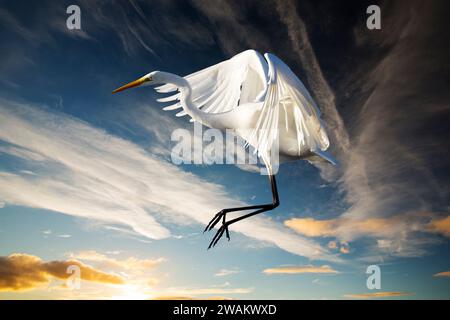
[0,0,449,299]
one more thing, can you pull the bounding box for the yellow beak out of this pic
[112,76,150,94]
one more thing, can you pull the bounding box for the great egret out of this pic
[113,50,336,248]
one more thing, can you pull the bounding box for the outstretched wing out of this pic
[155,50,268,119]
[247,53,332,166]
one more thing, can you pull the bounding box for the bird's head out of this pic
[112,71,169,94]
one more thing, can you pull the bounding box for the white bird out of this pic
[113,49,336,248]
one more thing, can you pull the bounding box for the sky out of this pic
[0,0,449,300]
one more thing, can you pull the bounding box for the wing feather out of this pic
[246,53,331,166]
[163,105,180,111]
[165,50,268,117]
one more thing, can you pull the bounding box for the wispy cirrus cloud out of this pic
[75,0,215,57]
[332,1,449,256]
[214,268,241,277]
[0,0,217,93]
[274,0,450,260]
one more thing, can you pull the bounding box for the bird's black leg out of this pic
[203,203,272,233]
[207,174,279,249]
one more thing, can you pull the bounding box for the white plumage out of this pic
[152,49,335,170]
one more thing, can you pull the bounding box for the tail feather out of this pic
[312,149,338,166]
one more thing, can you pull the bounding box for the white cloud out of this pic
[0,99,336,261]
[214,268,241,277]
[0,145,46,161]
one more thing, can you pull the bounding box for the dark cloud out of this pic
[338,0,450,218]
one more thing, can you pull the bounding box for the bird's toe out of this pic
[204,209,226,233]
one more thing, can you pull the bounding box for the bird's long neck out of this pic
[164,74,227,129]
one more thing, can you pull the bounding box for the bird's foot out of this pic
[204,209,231,249]
[204,209,227,233]
[207,220,230,249]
